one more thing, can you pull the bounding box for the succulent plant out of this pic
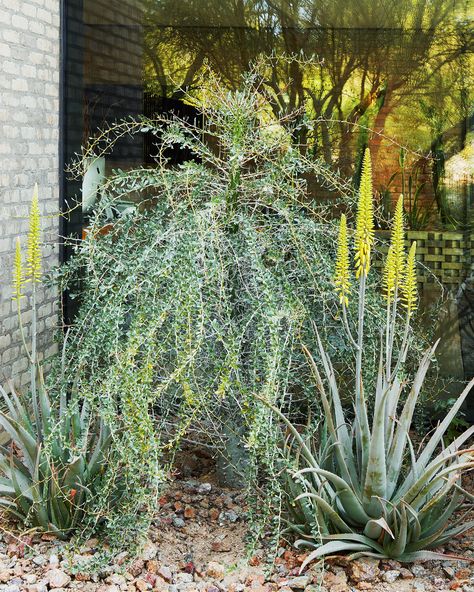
[262,153,474,564]
[0,375,111,539]
[0,186,112,539]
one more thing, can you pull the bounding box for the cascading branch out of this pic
[265,150,474,563]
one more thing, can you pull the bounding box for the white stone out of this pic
[47,568,71,589]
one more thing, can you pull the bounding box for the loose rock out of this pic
[197,483,212,494]
[349,559,380,583]
[382,570,400,584]
[134,578,149,591]
[141,541,158,562]
[157,566,173,583]
[282,575,310,589]
[323,572,349,592]
[172,517,186,529]
[411,565,426,578]
[399,568,414,580]
[206,562,225,580]
[47,569,71,589]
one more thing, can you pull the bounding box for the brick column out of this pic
[0,0,60,386]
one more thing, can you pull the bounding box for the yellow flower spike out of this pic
[26,184,42,283]
[383,244,396,304]
[334,214,351,306]
[383,195,406,303]
[354,148,374,278]
[12,237,25,302]
[391,195,406,286]
[401,241,418,316]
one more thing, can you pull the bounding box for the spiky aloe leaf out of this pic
[364,516,394,540]
[45,521,69,541]
[384,376,404,452]
[427,521,474,548]
[255,394,326,491]
[295,492,353,533]
[87,423,112,479]
[0,477,16,496]
[303,345,358,492]
[295,467,371,524]
[363,378,391,516]
[400,457,474,508]
[304,338,353,464]
[407,377,474,487]
[0,412,37,473]
[0,497,27,521]
[63,456,86,489]
[404,503,421,544]
[398,550,472,563]
[28,449,51,531]
[385,503,408,557]
[323,533,386,555]
[300,542,373,571]
[0,384,22,424]
[419,489,460,535]
[9,456,32,518]
[0,445,31,479]
[70,487,87,529]
[48,467,71,531]
[386,342,438,497]
[37,368,52,441]
[290,473,326,531]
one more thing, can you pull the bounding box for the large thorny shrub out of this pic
[54,71,427,550]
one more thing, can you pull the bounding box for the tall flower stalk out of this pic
[14,185,42,438]
[12,237,33,366]
[334,214,357,348]
[354,147,374,478]
[383,194,409,379]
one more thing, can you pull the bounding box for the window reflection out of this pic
[65,0,473,222]
[63,0,474,391]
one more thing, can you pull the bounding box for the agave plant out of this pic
[262,150,474,565]
[0,186,111,539]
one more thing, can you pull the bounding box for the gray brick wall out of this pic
[0,0,60,387]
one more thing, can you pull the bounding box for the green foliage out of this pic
[271,348,474,563]
[264,192,474,563]
[0,373,111,540]
[432,397,470,444]
[0,192,111,540]
[398,148,432,231]
[55,70,407,548]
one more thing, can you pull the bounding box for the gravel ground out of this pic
[0,474,472,592]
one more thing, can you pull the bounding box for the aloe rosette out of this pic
[0,377,111,538]
[263,153,474,564]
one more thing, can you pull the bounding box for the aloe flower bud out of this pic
[383,195,406,303]
[26,184,42,283]
[354,148,374,278]
[401,241,418,315]
[390,195,406,286]
[12,237,24,302]
[334,214,351,306]
[383,245,396,303]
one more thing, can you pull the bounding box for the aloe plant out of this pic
[263,151,474,564]
[0,373,111,539]
[0,187,111,539]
